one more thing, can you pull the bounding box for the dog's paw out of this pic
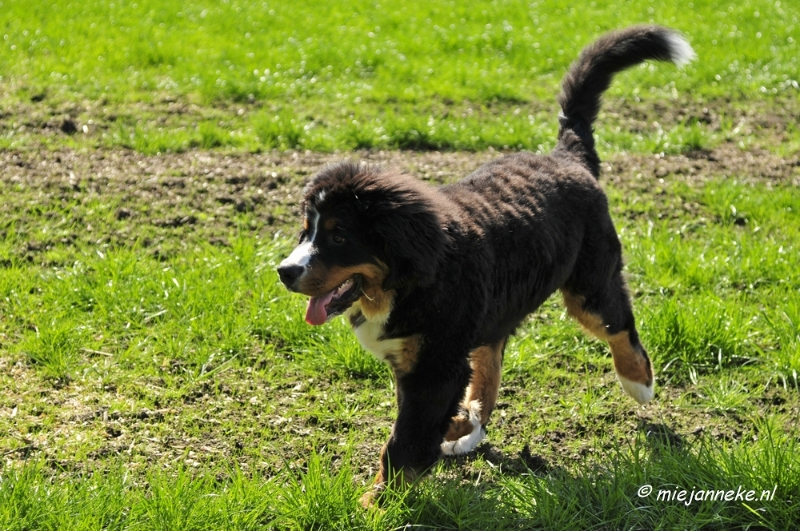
[441,400,485,456]
[619,376,654,404]
[359,488,381,509]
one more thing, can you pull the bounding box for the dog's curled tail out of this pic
[555,25,695,178]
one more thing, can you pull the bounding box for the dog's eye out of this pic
[332,234,345,244]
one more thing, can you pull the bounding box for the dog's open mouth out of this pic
[305,275,363,326]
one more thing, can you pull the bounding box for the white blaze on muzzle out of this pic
[279,207,320,281]
[281,240,315,271]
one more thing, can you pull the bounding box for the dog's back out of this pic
[439,26,695,344]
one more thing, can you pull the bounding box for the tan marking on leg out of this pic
[360,443,416,508]
[441,400,485,455]
[393,371,404,409]
[561,289,654,403]
[442,340,504,454]
[385,335,421,376]
[444,416,475,442]
[464,341,504,426]
[607,331,653,387]
[562,290,610,339]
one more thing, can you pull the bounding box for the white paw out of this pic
[440,400,485,456]
[619,376,654,404]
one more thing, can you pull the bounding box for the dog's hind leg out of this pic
[441,338,506,455]
[561,279,654,404]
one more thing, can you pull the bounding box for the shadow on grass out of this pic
[638,420,688,450]
[411,419,797,530]
[1,421,796,530]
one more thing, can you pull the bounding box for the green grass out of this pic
[1,431,798,530]
[1,174,799,529]
[1,0,799,153]
[1,426,797,530]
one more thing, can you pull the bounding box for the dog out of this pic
[277,25,694,503]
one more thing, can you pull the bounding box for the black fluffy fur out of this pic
[555,25,684,177]
[281,25,688,489]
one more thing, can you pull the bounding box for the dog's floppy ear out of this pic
[369,195,449,291]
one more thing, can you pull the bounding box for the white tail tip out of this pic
[665,32,696,68]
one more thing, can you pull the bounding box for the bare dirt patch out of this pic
[606,144,799,187]
[2,143,797,257]
[3,143,797,269]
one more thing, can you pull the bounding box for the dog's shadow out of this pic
[637,421,687,451]
[400,444,556,524]
[410,421,688,523]
[475,442,550,475]
[436,441,552,481]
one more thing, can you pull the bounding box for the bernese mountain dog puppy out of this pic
[277,25,694,503]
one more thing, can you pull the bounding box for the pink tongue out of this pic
[305,291,336,326]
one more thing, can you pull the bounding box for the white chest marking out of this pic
[355,320,405,361]
[346,303,404,362]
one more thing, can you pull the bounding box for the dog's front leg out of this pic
[360,357,470,507]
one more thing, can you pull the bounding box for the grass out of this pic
[1,0,799,528]
[1,0,799,153]
[1,427,797,530]
[1,171,799,529]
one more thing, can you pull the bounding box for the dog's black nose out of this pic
[277,264,304,287]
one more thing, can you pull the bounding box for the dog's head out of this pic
[277,162,449,325]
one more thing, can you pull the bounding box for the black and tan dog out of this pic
[277,25,694,502]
